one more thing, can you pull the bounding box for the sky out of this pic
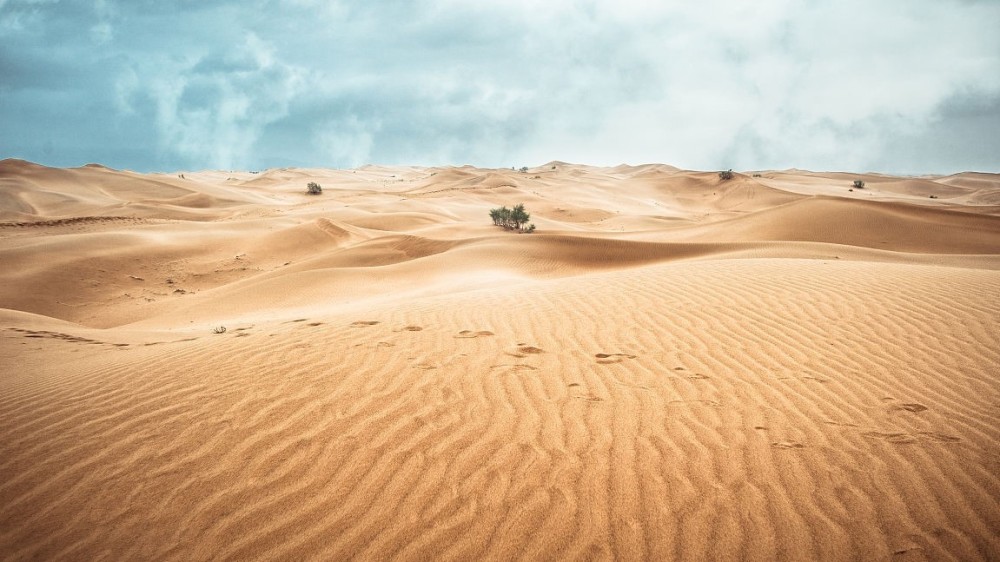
[1,0,998,174]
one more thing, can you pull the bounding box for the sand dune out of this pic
[1,160,998,560]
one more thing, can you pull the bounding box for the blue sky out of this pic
[1,0,998,173]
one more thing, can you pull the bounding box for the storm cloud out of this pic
[1,0,998,173]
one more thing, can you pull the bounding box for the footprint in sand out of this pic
[351,320,380,327]
[862,431,918,444]
[686,373,709,380]
[823,420,860,428]
[491,363,540,373]
[595,353,636,364]
[771,441,805,449]
[917,431,961,443]
[893,403,928,413]
[17,329,105,345]
[864,430,960,444]
[398,325,423,332]
[506,345,544,357]
[307,322,324,327]
[668,399,722,407]
[454,330,494,339]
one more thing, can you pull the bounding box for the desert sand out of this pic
[1,158,998,561]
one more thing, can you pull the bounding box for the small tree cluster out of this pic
[853,180,865,189]
[718,169,734,180]
[307,181,323,195]
[489,203,535,233]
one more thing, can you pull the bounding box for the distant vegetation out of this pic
[306,181,323,195]
[853,180,865,189]
[489,203,535,233]
[718,169,734,180]
[519,166,529,173]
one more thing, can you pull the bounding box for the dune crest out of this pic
[2,161,998,560]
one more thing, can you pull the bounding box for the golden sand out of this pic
[1,159,998,560]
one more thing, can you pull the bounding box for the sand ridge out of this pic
[1,160,998,560]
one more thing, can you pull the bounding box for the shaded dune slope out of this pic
[0,159,276,222]
[679,197,1000,252]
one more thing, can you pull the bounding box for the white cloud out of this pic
[0,0,61,33]
[315,115,379,168]
[117,33,309,169]
[89,0,115,44]
[499,0,1000,170]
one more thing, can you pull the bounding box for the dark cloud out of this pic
[870,92,1000,174]
[0,0,997,172]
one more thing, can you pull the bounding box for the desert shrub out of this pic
[489,203,533,232]
[519,166,529,173]
[719,169,734,180]
[853,180,865,189]
[752,173,762,178]
[307,181,323,195]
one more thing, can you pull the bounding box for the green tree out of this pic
[511,203,529,230]
[488,203,534,232]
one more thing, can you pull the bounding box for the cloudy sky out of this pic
[1,0,998,173]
